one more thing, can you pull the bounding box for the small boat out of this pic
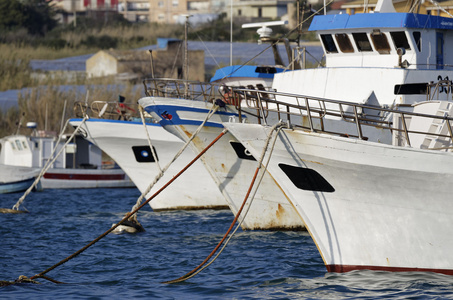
[0,164,40,194]
[0,123,135,189]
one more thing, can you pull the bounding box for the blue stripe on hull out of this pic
[144,105,240,128]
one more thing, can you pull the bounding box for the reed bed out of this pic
[0,82,144,138]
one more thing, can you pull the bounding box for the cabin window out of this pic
[335,33,354,53]
[413,31,421,52]
[10,142,16,150]
[22,141,27,149]
[394,83,427,95]
[320,34,338,53]
[370,30,391,54]
[390,31,411,50]
[15,140,23,150]
[352,33,373,52]
[255,66,277,73]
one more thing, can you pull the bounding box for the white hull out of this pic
[0,164,40,194]
[70,119,227,211]
[139,97,305,230]
[225,122,453,274]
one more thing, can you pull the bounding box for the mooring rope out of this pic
[139,105,162,172]
[163,121,285,284]
[169,123,285,283]
[21,129,227,283]
[129,104,220,218]
[11,115,89,211]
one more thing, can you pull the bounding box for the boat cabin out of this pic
[272,1,453,108]
[0,134,103,170]
[312,12,453,70]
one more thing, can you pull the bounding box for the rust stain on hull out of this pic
[242,223,307,231]
[276,203,285,220]
[153,205,229,212]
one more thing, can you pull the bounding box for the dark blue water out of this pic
[1,188,453,299]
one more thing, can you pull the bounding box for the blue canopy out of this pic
[309,13,453,31]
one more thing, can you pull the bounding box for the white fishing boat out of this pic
[0,124,134,189]
[215,0,453,274]
[135,16,311,229]
[0,164,40,194]
[138,81,305,230]
[69,100,227,211]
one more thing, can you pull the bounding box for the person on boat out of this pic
[116,95,135,120]
[219,85,240,106]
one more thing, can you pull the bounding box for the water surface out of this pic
[1,188,452,299]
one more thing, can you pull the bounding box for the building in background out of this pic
[50,0,296,25]
[342,0,453,16]
[86,38,205,81]
[50,0,119,24]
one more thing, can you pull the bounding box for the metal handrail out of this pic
[73,101,141,121]
[232,87,453,150]
[143,78,219,102]
[427,80,452,101]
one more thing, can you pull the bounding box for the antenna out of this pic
[242,20,288,40]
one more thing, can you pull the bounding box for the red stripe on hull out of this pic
[43,173,125,180]
[327,265,453,276]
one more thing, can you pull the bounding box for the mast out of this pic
[183,15,191,97]
[184,15,190,83]
[230,0,233,66]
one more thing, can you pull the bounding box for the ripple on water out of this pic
[2,188,453,299]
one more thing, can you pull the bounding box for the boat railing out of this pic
[232,87,453,150]
[143,78,220,102]
[427,80,452,101]
[73,101,143,121]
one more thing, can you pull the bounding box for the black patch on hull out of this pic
[132,146,158,162]
[279,163,335,192]
[229,142,256,161]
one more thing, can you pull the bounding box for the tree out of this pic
[0,0,57,35]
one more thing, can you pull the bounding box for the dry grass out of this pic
[0,82,144,138]
[0,22,181,138]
